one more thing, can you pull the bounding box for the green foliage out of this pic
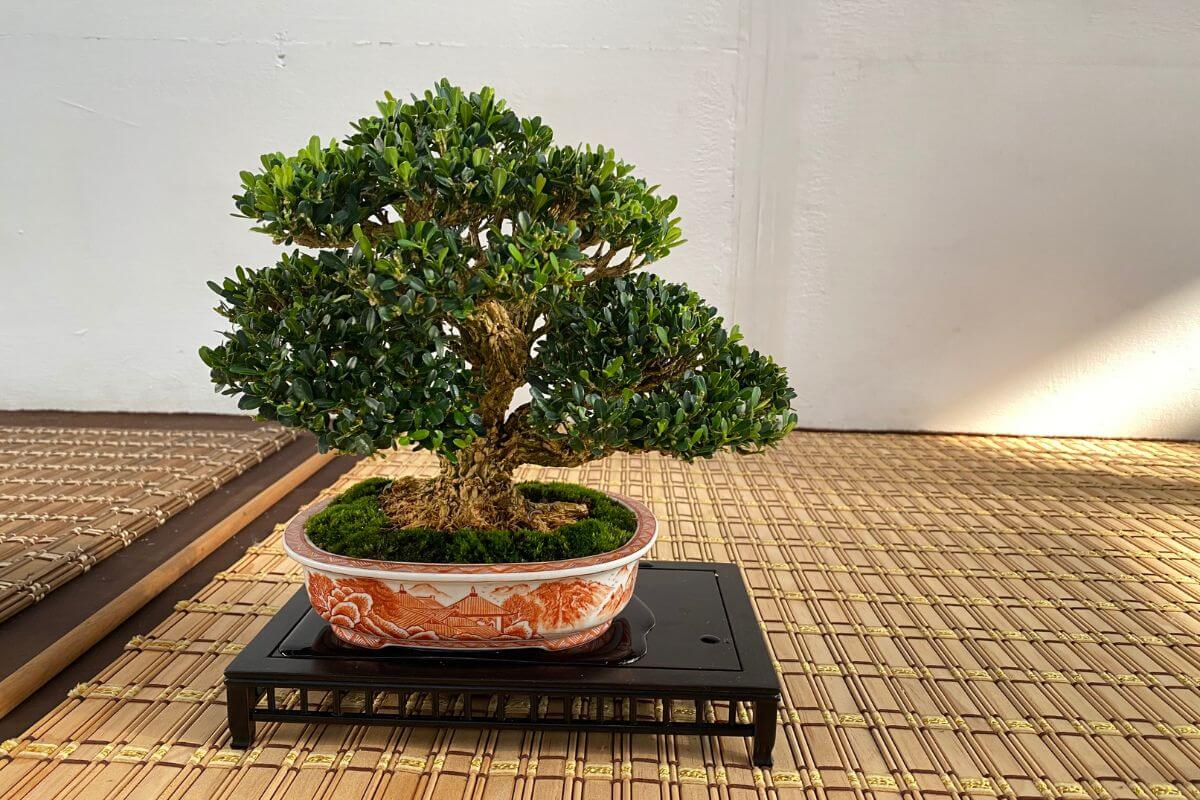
[199,251,480,455]
[305,480,636,563]
[529,273,796,459]
[233,81,681,307]
[202,79,796,463]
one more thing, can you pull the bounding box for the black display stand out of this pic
[225,561,780,765]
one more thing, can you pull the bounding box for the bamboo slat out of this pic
[0,449,335,719]
[4,431,1200,799]
[0,424,298,623]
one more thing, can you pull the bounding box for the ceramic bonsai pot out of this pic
[282,491,657,651]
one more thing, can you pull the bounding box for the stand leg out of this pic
[752,698,777,767]
[227,683,256,749]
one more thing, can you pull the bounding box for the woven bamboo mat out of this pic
[0,424,298,623]
[3,431,1200,799]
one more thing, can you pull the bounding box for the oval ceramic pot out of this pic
[282,491,657,651]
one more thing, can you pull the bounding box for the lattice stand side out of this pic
[227,683,777,766]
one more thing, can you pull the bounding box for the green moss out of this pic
[304,479,638,564]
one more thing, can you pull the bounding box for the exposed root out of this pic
[380,476,588,533]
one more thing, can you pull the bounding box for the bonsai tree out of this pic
[201,80,796,535]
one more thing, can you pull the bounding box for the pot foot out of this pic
[325,621,613,652]
[538,622,612,651]
[331,624,388,649]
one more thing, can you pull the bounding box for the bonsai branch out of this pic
[583,253,645,283]
[501,405,612,468]
[631,348,708,392]
[279,220,390,249]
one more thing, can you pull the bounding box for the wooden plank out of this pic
[0,450,335,718]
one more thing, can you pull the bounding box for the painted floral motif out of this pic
[305,568,636,650]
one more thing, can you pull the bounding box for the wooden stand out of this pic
[225,561,780,766]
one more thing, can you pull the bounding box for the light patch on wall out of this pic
[931,281,1200,440]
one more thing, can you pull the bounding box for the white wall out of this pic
[0,1,740,414]
[734,1,1200,439]
[3,1,1199,439]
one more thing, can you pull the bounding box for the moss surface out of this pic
[305,479,638,564]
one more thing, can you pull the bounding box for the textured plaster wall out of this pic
[0,1,740,414]
[734,1,1200,439]
[3,2,1199,438]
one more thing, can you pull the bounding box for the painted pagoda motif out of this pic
[304,563,637,650]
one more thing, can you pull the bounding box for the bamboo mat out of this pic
[0,424,298,623]
[3,431,1200,799]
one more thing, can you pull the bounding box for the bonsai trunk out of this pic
[379,439,587,533]
[377,300,592,533]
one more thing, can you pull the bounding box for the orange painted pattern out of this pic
[306,569,635,650]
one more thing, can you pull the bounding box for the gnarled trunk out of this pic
[379,438,586,533]
[376,299,594,534]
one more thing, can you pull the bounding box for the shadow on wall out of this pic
[924,278,1200,440]
[799,71,1200,441]
[764,242,1200,441]
[730,3,1200,441]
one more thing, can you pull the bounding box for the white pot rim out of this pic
[282,487,658,582]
